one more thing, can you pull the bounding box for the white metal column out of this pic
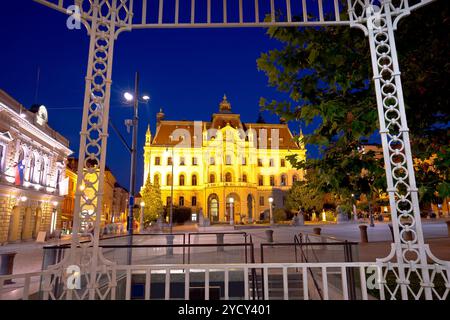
[363,0,432,300]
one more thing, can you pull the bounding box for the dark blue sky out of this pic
[0,1,323,188]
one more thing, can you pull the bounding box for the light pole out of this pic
[140,201,145,233]
[229,197,234,226]
[166,147,174,233]
[268,197,274,225]
[352,194,358,222]
[122,72,150,265]
[124,72,150,237]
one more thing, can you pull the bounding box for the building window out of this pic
[258,158,263,167]
[242,157,247,165]
[180,157,185,166]
[242,174,247,183]
[226,155,232,165]
[179,174,185,186]
[0,144,5,172]
[167,174,173,186]
[258,175,264,186]
[270,176,275,186]
[210,157,215,165]
[166,197,172,206]
[293,175,299,184]
[192,157,198,165]
[281,174,287,186]
[269,158,274,167]
[192,196,197,206]
[179,196,184,206]
[192,174,197,186]
[209,174,215,183]
[225,172,232,182]
[154,174,160,185]
[281,158,286,167]
[28,153,36,182]
[259,196,264,206]
[167,157,173,166]
[155,157,161,165]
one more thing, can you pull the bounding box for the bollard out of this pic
[359,225,368,243]
[216,233,225,252]
[265,229,274,243]
[446,221,450,237]
[166,235,175,256]
[313,227,321,235]
[0,252,17,284]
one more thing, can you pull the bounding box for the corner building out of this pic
[142,96,306,223]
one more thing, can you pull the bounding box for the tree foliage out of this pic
[257,1,449,206]
[141,173,164,226]
[286,180,325,213]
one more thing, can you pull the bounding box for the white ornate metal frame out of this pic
[33,0,448,300]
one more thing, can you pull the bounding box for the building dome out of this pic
[219,94,232,113]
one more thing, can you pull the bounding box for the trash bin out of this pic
[166,235,175,256]
[216,234,225,252]
[359,225,368,243]
[0,252,17,284]
[265,229,274,243]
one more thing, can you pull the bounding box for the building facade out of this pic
[142,96,306,223]
[62,157,129,230]
[0,89,73,243]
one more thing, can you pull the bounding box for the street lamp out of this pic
[139,201,145,233]
[123,72,150,237]
[229,197,234,226]
[351,193,357,222]
[268,197,274,225]
[166,147,174,233]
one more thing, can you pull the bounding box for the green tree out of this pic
[285,175,324,213]
[257,1,449,208]
[141,173,163,226]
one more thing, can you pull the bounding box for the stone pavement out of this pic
[0,219,448,275]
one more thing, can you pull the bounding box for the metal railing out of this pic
[3,261,448,300]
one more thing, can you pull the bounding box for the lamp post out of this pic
[140,201,145,233]
[229,197,234,225]
[268,197,274,225]
[166,147,174,233]
[351,193,358,222]
[122,71,150,265]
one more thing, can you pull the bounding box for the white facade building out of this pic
[0,89,72,243]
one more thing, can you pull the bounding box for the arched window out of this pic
[154,174,160,185]
[242,174,247,183]
[28,153,35,182]
[258,175,264,186]
[192,174,197,186]
[281,174,287,186]
[270,175,275,186]
[225,172,232,182]
[209,174,215,183]
[38,157,45,184]
[167,174,173,186]
[293,174,299,184]
[179,196,184,206]
[179,174,185,186]
[226,155,232,165]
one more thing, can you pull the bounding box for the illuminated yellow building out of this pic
[142,96,306,223]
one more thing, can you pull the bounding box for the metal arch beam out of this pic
[35,0,438,30]
[35,0,444,301]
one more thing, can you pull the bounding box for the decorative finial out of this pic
[219,94,231,113]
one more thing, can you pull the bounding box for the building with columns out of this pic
[142,96,306,223]
[0,89,73,243]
